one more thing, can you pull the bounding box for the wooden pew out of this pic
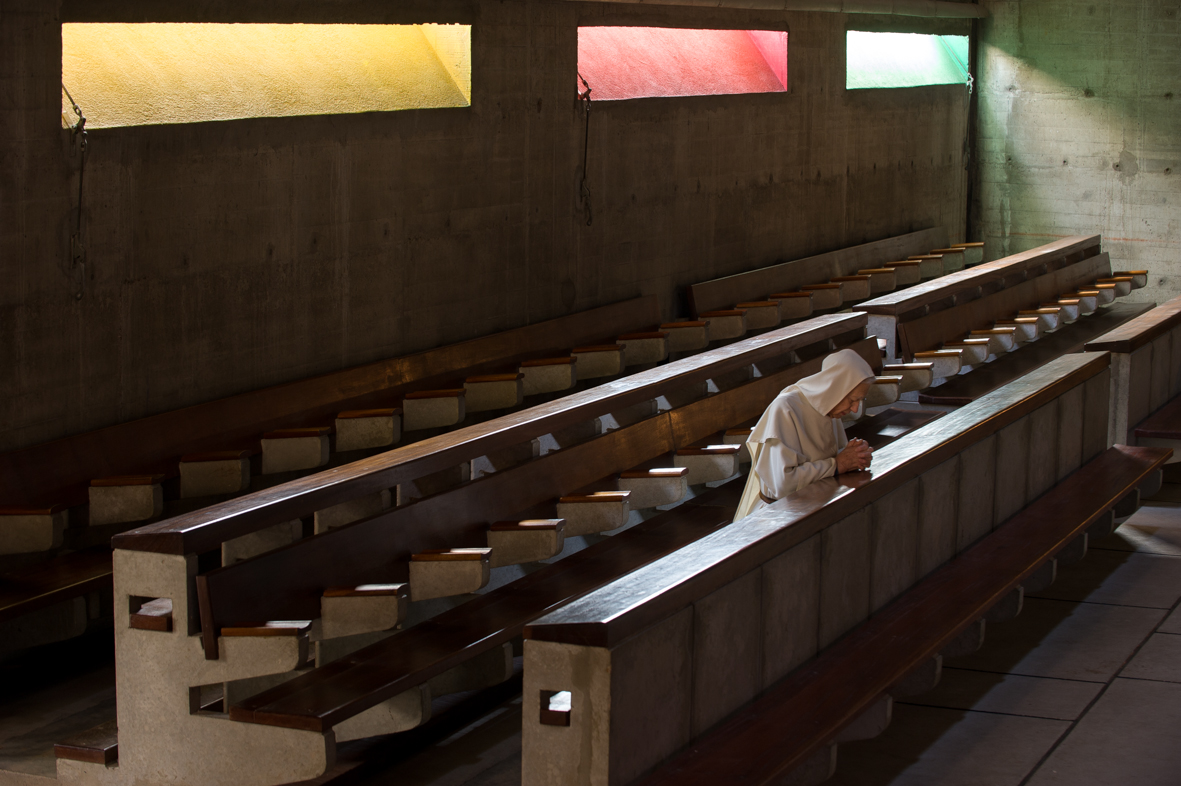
[889,251,1151,404]
[519,353,1160,786]
[0,297,660,650]
[688,227,950,319]
[56,316,877,786]
[1085,293,1181,453]
[633,446,1166,786]
[857,234,1102,363]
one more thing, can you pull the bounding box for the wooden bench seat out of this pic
[857,234,1101,363]
[1133,396,1181,463]
[0,547,112,626]
[920,301,1152,405]
[227,481,747,732]
[633,445,1166,786]
[844,407,944,450]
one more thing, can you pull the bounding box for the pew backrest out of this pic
[1086,294,1181,445]
[521,351,1112,786]
[688,228,949,317]
[0,297,660,509]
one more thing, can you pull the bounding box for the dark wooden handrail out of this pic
[1085,293,1181,354]
[855,235,1101,317]
[114,313,868,556]
[523,352,1109,648]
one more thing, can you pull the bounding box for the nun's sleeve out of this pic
[755,439,838,499]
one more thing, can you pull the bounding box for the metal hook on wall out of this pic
[62,83,88,299]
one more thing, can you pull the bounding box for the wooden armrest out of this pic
[221,621,312,637]
[557,491,631,503]
[54,721,119,765]
[676,445,742,456]
[698,310,747,317]
[914,350,962,358]
[466,373,524,383]
[1116,270,1148,275]
[91,474,165,487]
[404,389,466,399]
[1097,277,1133,283]
[996,317,1040,325]
[858,268,896,274]
[950,242,984,248]
[886,260,923,266]
[931,247,968,253]
[735,301,779,308]
[411,548,492,562]
[768,291,814,298]
[619,468,690,479]
[323,584,408,598]
[489,519,565,532]
[659,321,709,328]
[262,427,332,439]
[571,345,625,353]
[972,327,1018,335]
[874,376,905,384]
[800,283,842,290]
[907,254,943,260]
[337,408,400,419]
[830,275,871,282]
[520,357,577,367]
[1020,308,1060,316]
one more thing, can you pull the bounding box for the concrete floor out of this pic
[2,491,1178,786]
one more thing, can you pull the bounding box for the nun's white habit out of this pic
[733,350,875,521]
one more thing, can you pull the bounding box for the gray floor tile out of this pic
[1026,678,1181,786]
[1121,632,1181,683]
[949,598,1164,682]
[1027,550,1181,609]
[1160,605,1181,635]
[902,668,1102,721]
[1092,501,1181,556]
[832,704,1069,786]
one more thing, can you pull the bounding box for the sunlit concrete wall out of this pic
[975,0,1181,303]
[1,0,969,453]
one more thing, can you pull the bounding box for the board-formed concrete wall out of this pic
[0,0,969,453]
[974,0,1181,305]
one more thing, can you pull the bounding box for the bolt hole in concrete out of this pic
[61,23,471,128]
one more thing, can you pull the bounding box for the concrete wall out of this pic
[0,0,970,454]
[975,0,1181,304]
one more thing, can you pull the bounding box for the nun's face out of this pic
[827,381,871,419]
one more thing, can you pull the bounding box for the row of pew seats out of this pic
[54,314,890,785]
[50,235,1168,785]
[4,228,969,652]
[855,235,1149,404]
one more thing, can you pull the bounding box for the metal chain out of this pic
[577,72,593,227]
[63,84,88,299]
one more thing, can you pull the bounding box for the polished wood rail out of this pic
[114,313,867,557]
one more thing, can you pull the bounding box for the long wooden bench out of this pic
[885,251,1150,404]
[1085,292,1181,451]
[518,352,1129,786]
[1,298,666,651]
[57,315,883,786]
[857,234,1104,363]
[632,445,1167,786]
[688,227,951,320]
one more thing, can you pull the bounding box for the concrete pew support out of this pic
[521,352,1114,786]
